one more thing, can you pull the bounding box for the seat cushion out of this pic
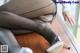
[15,33,50,53]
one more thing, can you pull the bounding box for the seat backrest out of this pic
[0,0,56,18]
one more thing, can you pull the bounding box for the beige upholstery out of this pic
[0,0,56,18]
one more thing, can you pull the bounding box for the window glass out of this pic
[0,0,10,6]
[0,0,5,6]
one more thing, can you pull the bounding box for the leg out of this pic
[0,11,58,45]
[0,28,21,53]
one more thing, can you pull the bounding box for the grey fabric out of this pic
[0,28,21,53]
[0,0,56,18]
[0,0,57,34]
[0,11,58,44]
[0,0,58,45]
[12,30,32,34]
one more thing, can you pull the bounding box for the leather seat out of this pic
[16,33,50,53]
